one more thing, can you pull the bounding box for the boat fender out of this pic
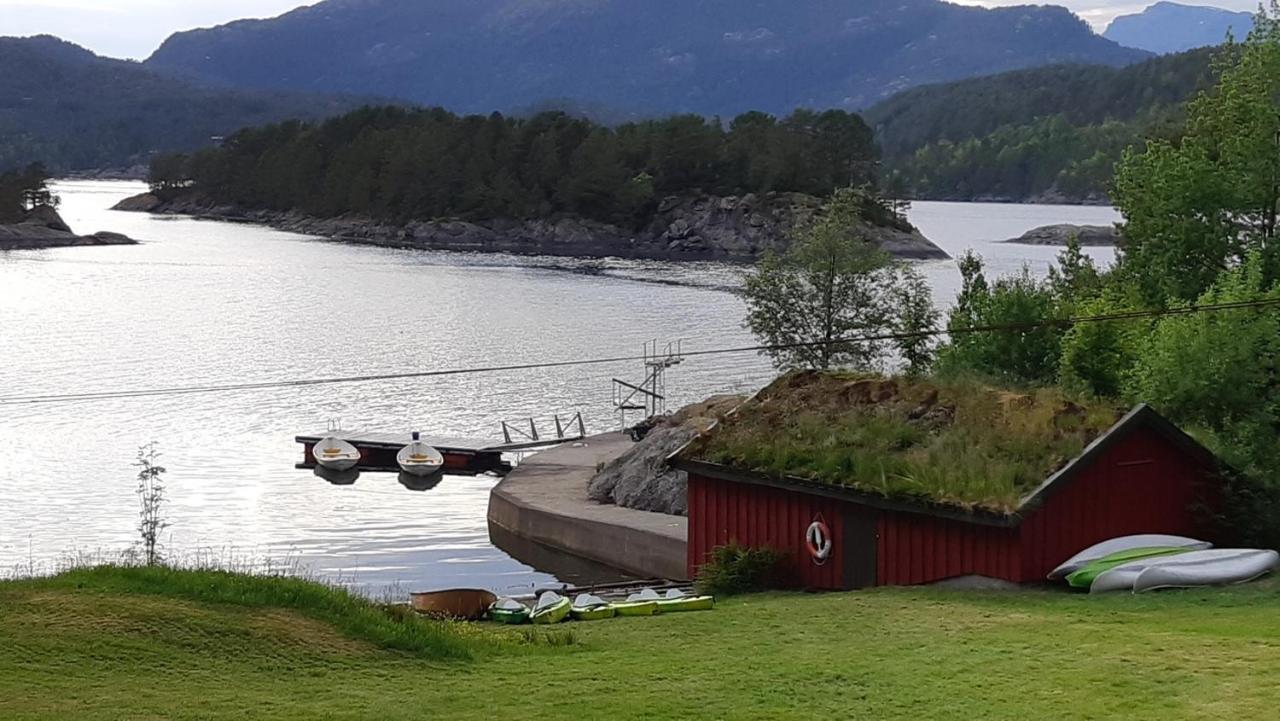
[806,517,832,565]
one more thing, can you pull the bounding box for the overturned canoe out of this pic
[1134,549,1280,593]
[1049,534,1211,580]
[1091,549,1264,594]
[1065,546,1197,589]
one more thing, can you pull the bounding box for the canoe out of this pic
[657,589,715,613]
[531,592,571,625]
[1134,549,1280,593]
[570,594,616,621]
[397,440,445,477]
[1065,546,1195,589]
[489,597,531,625]
[313,436,361,471]
[1092,549,1278,594]
[612,600,659,617]
[1048,534,1211,579]
[410,589,497,620]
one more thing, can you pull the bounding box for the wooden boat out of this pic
[1065,546,1194,589]
[570,594,616,621]
[656,589,715,613]
[489,598,531,625]
[397,436,445,477]
[1133,549,1279,593]
[1048,534,1211,580]
[410,589,497,620]
[530,591,571,625]
[313,436,361,471]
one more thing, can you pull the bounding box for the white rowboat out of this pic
[314,436,360,471]
[397,440,445,477]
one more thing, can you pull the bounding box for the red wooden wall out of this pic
[687,424,1218,589]
[687,474,846,589]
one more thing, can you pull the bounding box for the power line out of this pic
[3,296,1279,407]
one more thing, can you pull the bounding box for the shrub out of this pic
[695,543,786,597]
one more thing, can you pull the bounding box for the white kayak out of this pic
[313,436,361,471]
[397,440,445,477]
[1134,549,1279,593]
[1048,534,1212,580]
[1090,549,1257,593]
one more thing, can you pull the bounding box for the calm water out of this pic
[0,181,1118,594]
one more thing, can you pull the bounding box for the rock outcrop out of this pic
[588,395,745,516]
[0,206,137,250]
[1002,224,1119,247]
[113,191,949,261]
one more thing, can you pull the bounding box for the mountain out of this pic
[865,47,1220,201]
[0,35,375,172]
[1104,2,1254,54]
[145,0,1150,117]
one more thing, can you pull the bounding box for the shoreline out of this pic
[113,191,951,262]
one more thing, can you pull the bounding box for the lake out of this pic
[0,181,1119,595]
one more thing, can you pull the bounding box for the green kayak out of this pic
[489,598,530,625]
[613,600,659,617]
[530,592,572,625]
[1066,546,1194,589]
[657,592,715,613]
[570,594,616,621]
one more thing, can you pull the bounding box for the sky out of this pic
[0,0,1264,60]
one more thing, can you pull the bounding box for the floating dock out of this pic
[297,432,514,476]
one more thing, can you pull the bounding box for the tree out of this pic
[893,265,940,375]
[0,162,54,222]
[1113,4,1280,303]
[743,188,903,371]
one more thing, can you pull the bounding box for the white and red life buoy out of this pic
[806,516,832,565]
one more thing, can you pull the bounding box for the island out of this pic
[1001,223,1119,247]
[0,205,136,251]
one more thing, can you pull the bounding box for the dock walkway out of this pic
[487,433,690,581]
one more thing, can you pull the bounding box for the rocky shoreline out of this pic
[0,206,137,250]
[113,191,950,261]
[1001,223,1119,247]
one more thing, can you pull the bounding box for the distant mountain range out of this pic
[1105,2,1254,54]
[143,0,1150,117]
[0,36,372,171]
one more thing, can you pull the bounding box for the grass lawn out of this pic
[3,567,1280,720]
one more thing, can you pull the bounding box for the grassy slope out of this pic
[3,568,1280,720]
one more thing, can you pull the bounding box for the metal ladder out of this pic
[612,340,684,430]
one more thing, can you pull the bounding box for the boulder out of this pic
[111,193,164,212]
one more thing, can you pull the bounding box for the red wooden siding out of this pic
[876,512,1020,586]
[688,474,845,589]
[1017,425,1215,581]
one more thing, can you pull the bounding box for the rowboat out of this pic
[1066,546,1194,589]
[489,598,531,625]
[397,436,445,477]
[570,594,616,621]
[1048,534,1211,580]
[1091,549,1278,594]
[656,589,715,613]
[1134,549,1279,593]
[410,589,497,620]
[313,436,361,471]
[530,591,571,625]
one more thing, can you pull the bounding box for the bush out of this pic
[695,543,785,597]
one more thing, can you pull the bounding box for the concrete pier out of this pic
[487,433,690,581]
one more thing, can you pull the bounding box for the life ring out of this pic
[806,518,832,564]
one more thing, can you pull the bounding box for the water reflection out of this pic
[398,471,446,492]
[313,466,360,486]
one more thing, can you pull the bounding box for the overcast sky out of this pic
[0,0,1263,60]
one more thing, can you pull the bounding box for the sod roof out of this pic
[680,372,1132,514]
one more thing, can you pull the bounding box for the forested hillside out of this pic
[150,106,887,228]
[0,36,373,172]
[144,0,1148,117]
[868,48,1221,202]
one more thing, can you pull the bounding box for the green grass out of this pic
[4,567,1280,720]
[690,372,1124,512]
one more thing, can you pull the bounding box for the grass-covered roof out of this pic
[683,372,1127,514]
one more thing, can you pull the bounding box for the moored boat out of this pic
[530,591,571,625]
[313,436,361,471]
[397,433,445,477]
[570,594,616,621]
[1134,549,1280,593]
[489,597,531,625]
[656,589,714,613]
[1048,534,1212,580]
[410,589,498,620]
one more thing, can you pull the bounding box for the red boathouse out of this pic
[674,393,1225,590]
